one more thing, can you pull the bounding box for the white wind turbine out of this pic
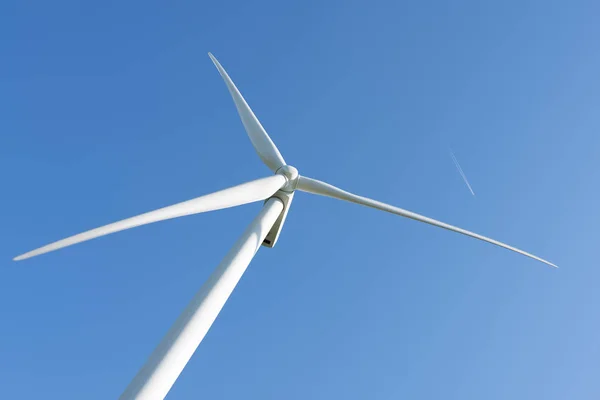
[14,53,557,400]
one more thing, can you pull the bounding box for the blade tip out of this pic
[14,251,38,261]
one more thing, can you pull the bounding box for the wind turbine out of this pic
[14,53,557,400]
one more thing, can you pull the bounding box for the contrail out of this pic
[449,149,475,196]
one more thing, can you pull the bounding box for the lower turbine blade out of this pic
[14,175,287,261]
[297,176,557,268]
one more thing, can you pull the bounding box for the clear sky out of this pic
[2,1,600,399]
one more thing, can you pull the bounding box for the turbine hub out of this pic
[276,165,299,192]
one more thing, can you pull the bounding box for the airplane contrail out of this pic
[449,149,475,196]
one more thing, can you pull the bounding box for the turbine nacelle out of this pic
[258,166,299,248]
[262,189,294,248]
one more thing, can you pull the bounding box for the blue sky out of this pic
[2,0,600,398]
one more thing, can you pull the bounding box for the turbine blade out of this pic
[14,175,287,261]
[208,52,286,172]
[297,176,557,268]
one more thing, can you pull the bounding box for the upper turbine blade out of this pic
[14,175,287,261]
[297,176,557,268]
[209,52,286,172]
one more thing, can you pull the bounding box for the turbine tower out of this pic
[14,53,557,400]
